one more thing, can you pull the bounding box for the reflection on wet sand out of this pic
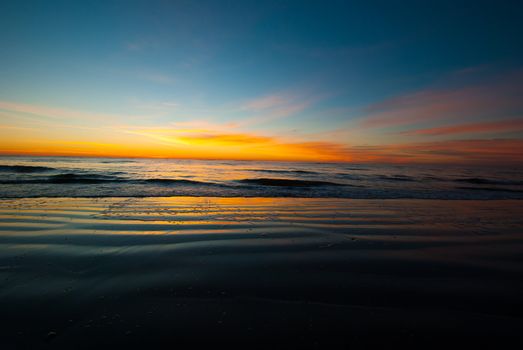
[1,197,523,348]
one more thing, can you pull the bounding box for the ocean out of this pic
[0,156,522,199]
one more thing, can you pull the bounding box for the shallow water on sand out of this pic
[1,197,522,348]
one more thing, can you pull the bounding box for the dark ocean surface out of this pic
[0,156,522,199]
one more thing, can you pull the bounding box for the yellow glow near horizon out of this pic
[2,122,522,164]
[0,125,353,162]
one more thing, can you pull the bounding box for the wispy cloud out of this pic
[242,94,292,111]
[237,91,324,127]
[136,71,175,84]
[346,139,523,164]
[273,40,396,60]
[129,99,180,112]
[125,42,144,51]
[122,122,352,161]
[0,124,34,131]
[400,118,523,136]
[124,37,163,52]
[0,100,140,123]
[359,70,523,129]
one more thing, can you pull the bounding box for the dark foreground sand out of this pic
[1,197,522,349]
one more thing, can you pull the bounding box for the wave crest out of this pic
[237,178,345,187]
[0,165,56,173]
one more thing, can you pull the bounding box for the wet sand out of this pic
[1,197,523,348]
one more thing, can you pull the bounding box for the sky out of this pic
[0,0,522,164]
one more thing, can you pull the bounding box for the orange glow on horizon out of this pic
[0,131,354,162]
[1,100,522,165]
[1,131,522,165]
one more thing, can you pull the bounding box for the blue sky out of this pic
[1,0,522,163]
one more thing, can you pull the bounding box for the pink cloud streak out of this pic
[400,118,523,136]
[360,70,523,129]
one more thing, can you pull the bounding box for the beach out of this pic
[1,197,522,348]
[3,0,523,348]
